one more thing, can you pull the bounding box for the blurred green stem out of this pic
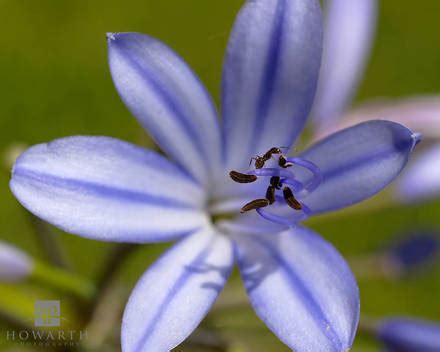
[82,282,127,350]
[31,261,96,301]
[179,328,230,351]
[84,243,136,321]
[80,243,139,350]
[26,211,71,269]
[0,308,31,331]
[95,243,136,293]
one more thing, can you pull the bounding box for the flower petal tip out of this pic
[106,32,117,42]
[235,227,359,352]
[106,32,131,44]
[411,132,422,151]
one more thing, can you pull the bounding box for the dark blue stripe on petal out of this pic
[134,242,213,351]
[321,147,405,184]
[297,121,418,213]
[14,168,193,209]
[247,235,343,350]
[113,40,209,165]
[252,0,286,149]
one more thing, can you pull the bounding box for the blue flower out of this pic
[10,0,419,351]
[378,317,440,352]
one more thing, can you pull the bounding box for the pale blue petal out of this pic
[108,32,222,187]
[312,0,377,131]
[235,225,359,352]
[297,120,419,214]
[378,318,440,352]
[10,136,208,243]
[122,228,234,352]
[395,143,440,202]
[222,0,323,170]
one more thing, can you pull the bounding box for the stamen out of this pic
[301,203,312,216]
[287,157,323,193]
[256,208,304,226]
[265,186,276,204]
[257,195,312,226]
[283,186,302,210]
[229,170,258,183]
[279,177,303,193]
[240,198,270,213]
[228,147,318,227]
[270,176,282,190]
[278,155,293,168]
[249,168,295,179]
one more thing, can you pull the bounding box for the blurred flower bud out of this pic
[351,231,440,279]
[381,231,440,277]
[0,241,34,282]
[388,231,439,270]
[378,317,440,352]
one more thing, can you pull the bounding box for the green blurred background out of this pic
[1,0,440,351]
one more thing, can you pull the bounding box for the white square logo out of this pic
[34,300,60,327]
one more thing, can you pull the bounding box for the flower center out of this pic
[229,147,322,226]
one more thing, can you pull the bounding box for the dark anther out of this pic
[229,170,258,183]
[250,147,284,169]
[240,198,270,213]
[270,176,282,190]
[232,147,308,217]
[278,155,293,168]
[265,186,276,204]
[283,186,302,210]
